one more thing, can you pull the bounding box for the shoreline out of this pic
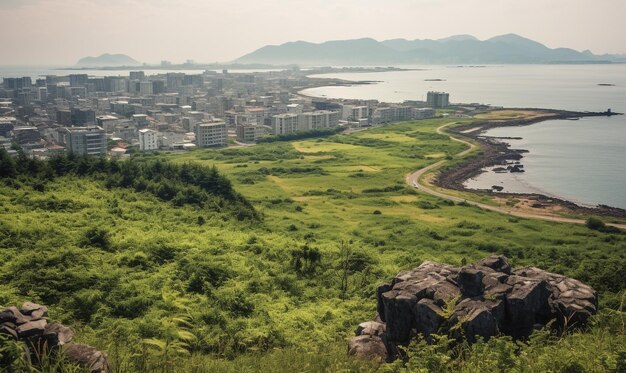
[436,109,626,219]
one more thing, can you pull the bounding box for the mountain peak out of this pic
[438,34,479,42]
[76,53,140,67]
[236,34,613,65]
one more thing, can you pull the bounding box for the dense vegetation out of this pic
[0,117,625,372]
[257,126,344,143]
[0,149,257,220]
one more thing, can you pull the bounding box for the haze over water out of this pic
[302,65,626,209]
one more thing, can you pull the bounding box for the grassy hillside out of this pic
[1,118,625,372]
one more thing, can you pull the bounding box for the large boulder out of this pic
[350,256,598,361]
[348,335,387,360]
[514,267,598,325]
[64,344,110,373]
[355,321,386,337]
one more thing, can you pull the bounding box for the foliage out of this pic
[257,127,345,143]
[0,118,625,371]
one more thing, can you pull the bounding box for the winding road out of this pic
[405,122,626,230]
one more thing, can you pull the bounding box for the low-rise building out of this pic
[236,124,267,143]
[138,128,158,151]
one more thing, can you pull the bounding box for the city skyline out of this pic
[1,0,626,65]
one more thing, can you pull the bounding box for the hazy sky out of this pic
[1,0,625,65]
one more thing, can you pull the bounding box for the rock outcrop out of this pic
[349,256,597,361]
[0,302,109,372]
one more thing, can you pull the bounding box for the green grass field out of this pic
[1,117,625,372]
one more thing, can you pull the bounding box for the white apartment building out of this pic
[195,121,227,147]
[297,110,340,131]
[138,128,158,151]
[271,113,299,135]
[342,105,369,121]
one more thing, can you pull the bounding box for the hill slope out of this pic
[236,34,617,65]
[75,53,140,67]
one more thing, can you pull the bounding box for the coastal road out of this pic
[406,122,626,230]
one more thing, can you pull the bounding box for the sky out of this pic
[1,0,625,65]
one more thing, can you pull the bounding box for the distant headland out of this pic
[75,53,140,67]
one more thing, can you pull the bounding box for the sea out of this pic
[300,65,626,209]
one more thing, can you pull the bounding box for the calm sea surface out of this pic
[301,65,626,208]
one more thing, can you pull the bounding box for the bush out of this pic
[79,227,111,251]
[586,217,621,234]
[586,217,606,231]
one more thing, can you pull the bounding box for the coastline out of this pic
[436,109,626,219]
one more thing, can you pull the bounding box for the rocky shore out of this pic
[436,109,626,219]
[348,256,598,362]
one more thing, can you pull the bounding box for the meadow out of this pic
[0,117,625,372]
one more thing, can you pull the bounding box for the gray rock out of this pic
[44,323,74,345]
[0,324,18,339]
[64,344,110,373]
[20,302,48,317]
[348,335,388,360]
[381,290,418,343]
[376,283,392,322]
[350,257,598,362]
[16,319,47,338]
[355,321,386,337]
[477,255,511,274]
[452,298,505,342]
[504,276,549,337]
[414,298,444,341]
[1,306,30,324]
[457,267,485,297]
[514,266,598,326]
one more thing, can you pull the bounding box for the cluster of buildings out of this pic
[0,68,450,157]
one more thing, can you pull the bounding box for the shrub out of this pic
[79,227,111,251]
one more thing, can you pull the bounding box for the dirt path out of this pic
[406,122,626,230]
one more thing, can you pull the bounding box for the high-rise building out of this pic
[2,77,32,90]
[152,80,166,94]
[427,91,450,108]
[139,81,153,96]
[104,76,127,92]
[138,128,158,151]
[69,74,89,87]
[62,126,106,155]
[56,109,72,125]
[70,108,96,125]
[129,71,145,81]
[195,121,227,147]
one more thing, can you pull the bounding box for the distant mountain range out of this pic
[76,54,140,67]
[236,34,626,65]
